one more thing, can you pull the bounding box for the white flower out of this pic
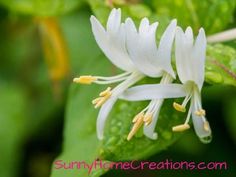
[121,26,212,143]
[119,18,178,140]
[73,8,145,140]
[172,26,212,143]
[73,8,180,141]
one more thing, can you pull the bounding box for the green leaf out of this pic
[151,0,235,34]
[206,44,236,87]
[88,0,152,24]
[224,95,236,144]
[0,83,28,177]
[100,97,184,161]
[0,0,85,16]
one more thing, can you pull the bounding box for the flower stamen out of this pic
[132,112,144,123]
[203,121,210,132]
[143,113,153,126]
[73,75,97,84]
[195,109,206,116]
[92,87,112,108]
[99,87,111,96]
[173,102,186,112]
[127,112,144,141]
[172,124,190,132]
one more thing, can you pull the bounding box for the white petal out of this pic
[192,28,207,90]
[185,27,194,45]
[191,110,212,143]
[143,99,164,139]
[106,8,121,33]
[97,97,117,139]
[90,15,135,71]
[125,18,161,77]
[154,19,177,78]
[175,26,193,84]
[119,84,187,101]
[139,18,150,33]
[90,16,107,52]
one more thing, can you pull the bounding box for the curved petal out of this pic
[139,17,150,34]
[154,19,177,78]
[191,89,212,143]
[143,99,164,139]
[119,84,187,101]
[106,8,121,33]
[191,110,212,143]
[97,97,117,139]
[192,28,207,90]
[185,27,194,45]
[175,26,194,84]
[125,18,162,77]
[90,11,135,72]
[90,16,107,53]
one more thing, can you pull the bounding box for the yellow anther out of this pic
[99,87,111,96]
[132,112,144,123]
[93,88,112,108]
[203,121,210,132]
[143,113,153,126]
[173,102,186,112]
[73,75,97,84]
[127,115,144,141]
[92,97,101,104]
[172,124,190,132]
[195,109,206,116]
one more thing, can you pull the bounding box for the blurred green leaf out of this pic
[0,83,29,177]
[0,0,85,16]
[151,0,235,34]
[224,95,236,144]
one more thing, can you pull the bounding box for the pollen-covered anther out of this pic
[195,109,206,116]
[73,75,97,84]
[127,114,144,141]
[173,102,186,112]
[143,113,153,126]
[92,87,112,108]
[172,124,190,132]
[132,112,144,123]
[99,87,111,96]
[203,121,210,132]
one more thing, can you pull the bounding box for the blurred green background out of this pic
[0,0,235,177]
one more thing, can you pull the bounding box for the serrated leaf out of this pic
[152,0,235,34]
[206,44,236,87]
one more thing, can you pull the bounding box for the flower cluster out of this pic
[73,8,212,143]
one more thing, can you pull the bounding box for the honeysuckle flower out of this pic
[171,26,212,143]
[119,18,178,140]
[73,8,146,140]
[121,26,212,143]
